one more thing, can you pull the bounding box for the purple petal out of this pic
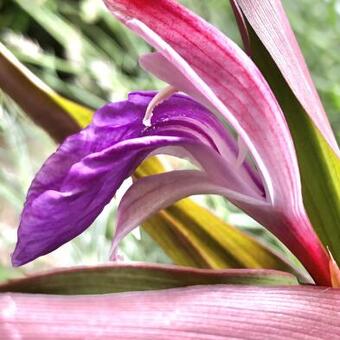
[13,92,258,266]
[112,169,267,259]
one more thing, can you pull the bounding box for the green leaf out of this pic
[233,0,340,264]
[245,26,340,264]
[0,263,298,295]
[0,267,22,282]
[0,42,85,141]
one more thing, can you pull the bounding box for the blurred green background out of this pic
[0,0,339,277]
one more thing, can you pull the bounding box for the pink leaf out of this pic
[1,285,340,338]
[103,0,331,286]
[235,0,339,155]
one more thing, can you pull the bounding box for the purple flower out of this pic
[12,0,334,286]
[13,92,261,264]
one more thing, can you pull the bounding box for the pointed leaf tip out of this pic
[329,253,340,288]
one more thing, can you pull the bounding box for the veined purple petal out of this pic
[111,169,268,259]
[12,92,258,266]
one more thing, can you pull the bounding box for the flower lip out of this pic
[12,91,262,266]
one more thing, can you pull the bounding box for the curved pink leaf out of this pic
[235,0,339,155]
[1,285,340,338]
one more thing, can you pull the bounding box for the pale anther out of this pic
[143,85,177,127]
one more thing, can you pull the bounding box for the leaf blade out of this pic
[136,157,301,276]
[0,263,297,295]
[234,14,340,264]
[0,42,80,141]
[235,0,339,153]
[2,284,340,338]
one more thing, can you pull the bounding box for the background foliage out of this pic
[0,0,339,276]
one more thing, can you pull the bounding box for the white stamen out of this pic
[235,135,248,168]
[143,85,177,126]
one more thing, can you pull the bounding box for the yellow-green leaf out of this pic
[0,42,91,140]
